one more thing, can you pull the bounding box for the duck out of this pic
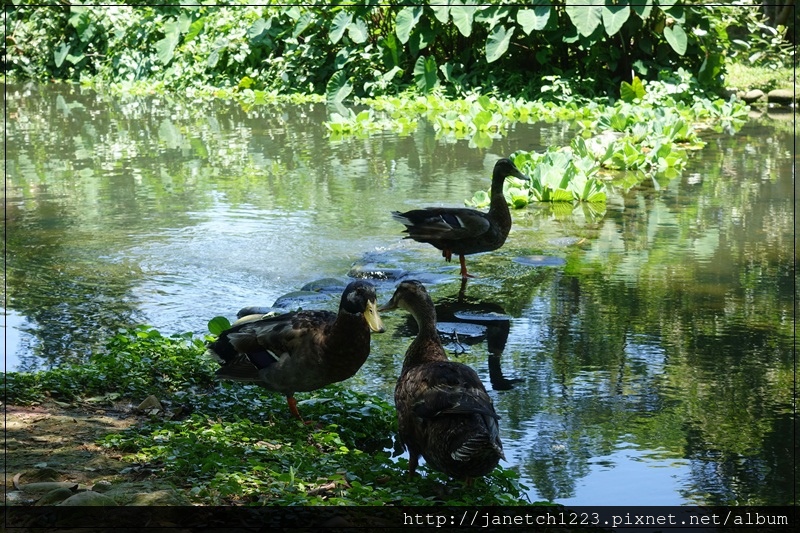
[207,280,385,420]
[380,280,505,481]
[391,158,530,279]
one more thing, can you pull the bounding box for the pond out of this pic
[3,83,795,506]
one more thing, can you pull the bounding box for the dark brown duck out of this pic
[380,280,505,481]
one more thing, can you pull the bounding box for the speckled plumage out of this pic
[392,158,529,279]
[208,280,384,419]
[381,280,504,480]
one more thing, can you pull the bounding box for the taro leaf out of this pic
[414,55,438,93]
[186,17,206,42]
[430,4,450,24]
[381,33,400,68]
[54,43,70,68]
[177,12,192,34]
[329,11,352,44]
[663,24,687,55]
[347,18,368,44]
[602,2,630,37]
[208,316,231,336]
[207,48,219,68]
[156,21,181,65]
[293,12,312,38]
[620,76,645,102]
[326,70,353,105]
[631,0,653,20]
[517,3,550,35]
[565,0,604,37]
[396,6,422,44]
[451,4,477,37]
[485,25,514,63]
[66,53,85,65]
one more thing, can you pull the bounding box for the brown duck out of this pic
[380,280,505,481]
[392,158,529,279]
[208,280,385,420]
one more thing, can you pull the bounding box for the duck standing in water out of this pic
[208,280,385,420]
[380,280,504,481]
[392,158,529,279]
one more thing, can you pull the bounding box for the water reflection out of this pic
[3,84,795,506]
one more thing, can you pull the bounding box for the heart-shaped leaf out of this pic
[486,25,514,63]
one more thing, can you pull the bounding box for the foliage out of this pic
[101,383,529,505]
[3,326,214,404]
[464,72,748,206]
[4,325,529,505]
[5,1,790,99]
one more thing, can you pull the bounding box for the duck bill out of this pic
[513,169,531,182]
[364,300,385,333]
[378,298,398,313]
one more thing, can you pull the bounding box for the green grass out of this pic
[4,326,532,506]
[725,62,795,93]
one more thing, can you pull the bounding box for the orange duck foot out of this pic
[459,255,475,279]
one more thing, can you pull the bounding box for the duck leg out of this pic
[286,395,303,421]
[458,255,475,279]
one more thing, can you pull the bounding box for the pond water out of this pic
[3,83,795,506]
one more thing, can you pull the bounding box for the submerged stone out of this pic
[272,291,334,309]
[513,255,566,267]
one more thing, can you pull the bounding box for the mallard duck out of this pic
[392,158,529,279]
[380,280,505,481]
[208,280,385,420]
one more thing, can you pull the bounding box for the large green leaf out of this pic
[396,6,422,44]
[602,1,630,37]
[54,43,70,68]
[186,17,206,42]
[451,3,477,37]
[208,316,231,336]
[326,70,353,105]
[620,76,646,102]
[565,0,604,37]
[348,18,368,44]
[631,0,653,20]
[430,4,450,24]
[329,11,352,44]
[156,21,181,65]
[517,4,550,35]
[155,35,179,65]
[663,24,687,55]
[485,25,514,63]
[413,55,438,93]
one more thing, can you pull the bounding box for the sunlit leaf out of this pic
[620,76,645,102]
[395,6,422,44]
[451,4,477,37]
[485,25,514,63]
[516,3,550,35]
[602,2,630,37]
[430,4,450,24]
[329,11,352,44]
[186,17,206,42]
[663,24,687,55]
[413,55,438,93]
[326,71,353,105]
[54,43,70,68]
[565,0,604,37]
[347,18,368,44]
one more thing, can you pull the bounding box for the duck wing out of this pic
[210,310,336,369]
[392,208,491,242]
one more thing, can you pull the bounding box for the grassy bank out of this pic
[3,326,531,506]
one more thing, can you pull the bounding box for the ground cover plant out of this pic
[3,327,530,505]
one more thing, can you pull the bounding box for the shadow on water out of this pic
[3,84,795,506]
